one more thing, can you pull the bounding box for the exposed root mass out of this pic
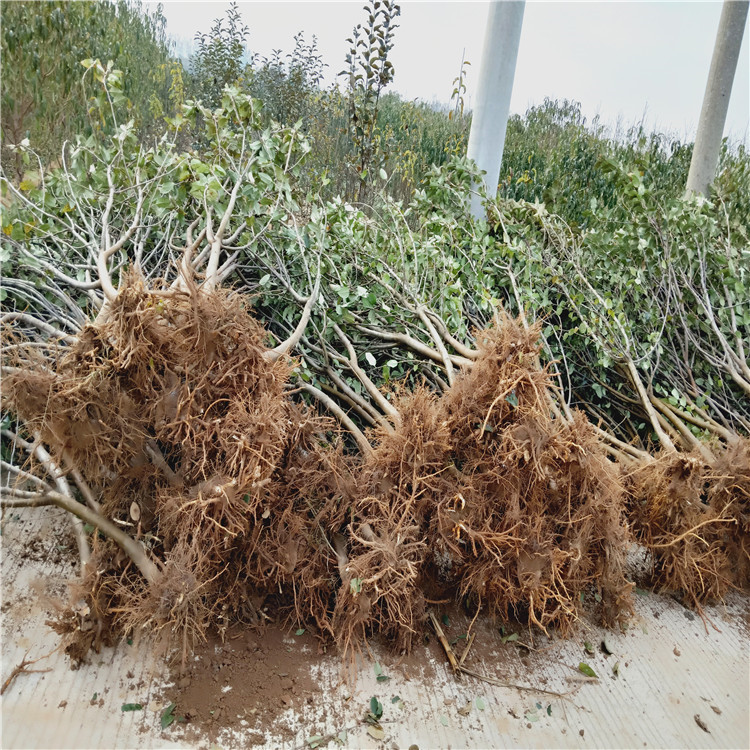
[335,318,633,655]
[4,275,348,664]
[628,443,750,607]
[4,283,748,667]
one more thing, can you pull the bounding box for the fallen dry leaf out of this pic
[694,714,709,733]
[367,725,385,740]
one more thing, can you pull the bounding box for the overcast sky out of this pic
[151,1,750,142]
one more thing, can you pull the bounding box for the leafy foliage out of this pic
[189,1,249,108]
[499,97,749,235]
[1,0,178,178]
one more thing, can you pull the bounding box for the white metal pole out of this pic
[686,0,749,197]
[467,0,525,219]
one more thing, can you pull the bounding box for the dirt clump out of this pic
[166,623,325,747]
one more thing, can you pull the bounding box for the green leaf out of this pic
[584,640,595,655]
[295,628,306,636]
[578,662,598,679]
[369,695,383,719]
[307,734,324,748]
[350,577,362,594]
[501,632,519,643]
[439,715,449,727]
[475,697,485,711]
[441,614,450,626]
[391,695,401,704]
[121,703,143,712]
[160,703,176,729]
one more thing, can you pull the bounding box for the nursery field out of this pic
[1,2,749,748]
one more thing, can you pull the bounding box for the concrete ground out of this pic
[2,504,748,750]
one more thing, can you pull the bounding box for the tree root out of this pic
[1,647,58,695]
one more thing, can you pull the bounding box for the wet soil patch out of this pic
[160,603,573,747]
[163,623,329,746]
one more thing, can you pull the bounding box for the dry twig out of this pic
[1,647,58,695]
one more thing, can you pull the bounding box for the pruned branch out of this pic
[0,487,159,583]
[296,381,373,457]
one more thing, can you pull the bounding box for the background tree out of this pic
[250,32,327,127]
[189,1,250,108]
[1,0,178,179]
[340,0,401,203]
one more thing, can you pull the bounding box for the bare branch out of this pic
[624,357,676,451]
[0,460,52,490]
[354,324,473,369]
[203,175,245,291]
[331,323,400,425]
[1,313,76,343]
[425,310,478,360]
[296,381,373,457]
[0,488,159,583]
[266,270,321,362]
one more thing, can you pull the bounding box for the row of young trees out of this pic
[1,0,181,177]
[5,2,747,214]
[1,0,409,202]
